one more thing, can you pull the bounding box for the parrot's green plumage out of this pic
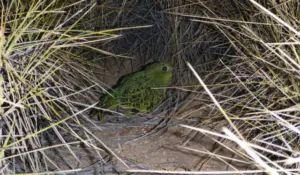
[91,61,172,119]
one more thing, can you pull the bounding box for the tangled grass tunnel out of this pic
[1,0,300,174]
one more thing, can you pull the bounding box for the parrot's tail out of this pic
[89,108,105,121]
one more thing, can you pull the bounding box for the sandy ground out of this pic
[47,116,254,174]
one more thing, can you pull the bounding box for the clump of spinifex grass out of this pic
[0,0,134,173]
[127,0,300,174]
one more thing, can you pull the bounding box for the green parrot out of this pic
[91,61,172,119]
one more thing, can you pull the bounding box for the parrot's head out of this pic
[144,61,172,86]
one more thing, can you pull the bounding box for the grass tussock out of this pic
[0,0,129,173]
[143,0,300,174]
[1,0,300,174]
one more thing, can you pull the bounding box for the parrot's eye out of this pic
[162,66,168,72]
